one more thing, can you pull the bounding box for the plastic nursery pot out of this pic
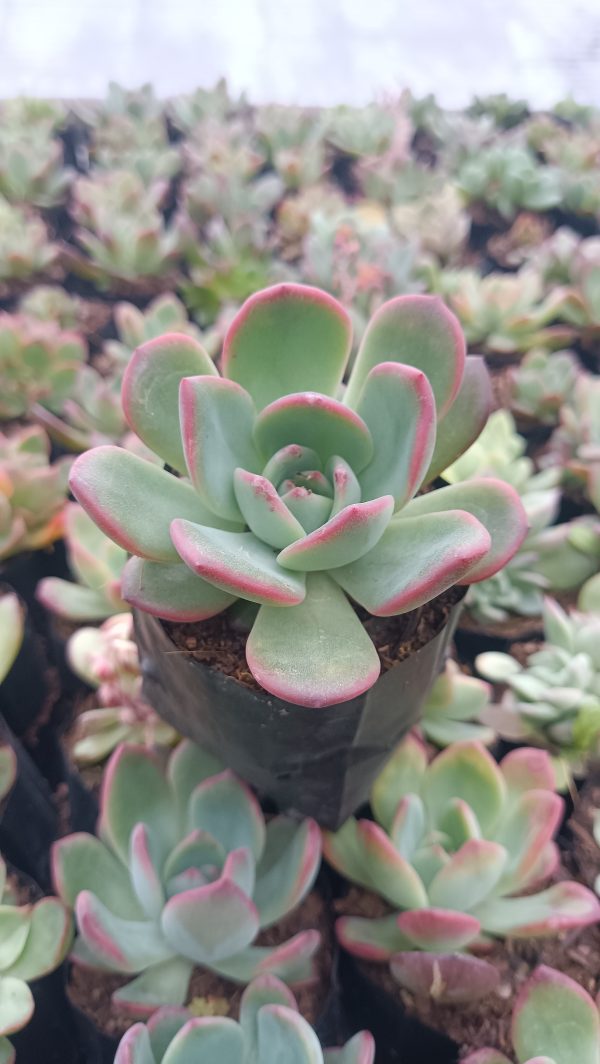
[10,966,82,1064]
[338,951,459,1064]
[134,591,465,830]
[0,719,59,890]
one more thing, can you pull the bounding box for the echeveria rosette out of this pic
[114,975,375,1064]
[0,856,72,1064]
[323,739,600,1004]
[69,284,527,707]
[463,965,600,1064]
[52,742,322,1015]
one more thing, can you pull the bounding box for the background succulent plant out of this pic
[419,659,495,746]
[457,144,562,220]
[462,965,600,1064]
[0,426,68,561]
[0,856,72,1063]
[0,197,58,283]
[103,295,203,370]
[0,123,71,209]
[507,348,580,425]
[0,313,86,421]
[52,742,322,1012]
[114,975,375,1064]
[69,284,526,707]
[477,596,600,767]
[66,613,178,763]
[545,376,600,512]
[324,738,600,1003]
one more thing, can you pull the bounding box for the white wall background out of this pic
[1,0,599,106]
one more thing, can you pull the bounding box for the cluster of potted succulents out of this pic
[1,82,600,1064]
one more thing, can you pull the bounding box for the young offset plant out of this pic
[114,975,375,1064]
[69,284,526,707]
[52,742,322,1012]
[462,965,600,1064]
[65,613,177,763]
[507,348,580,426]
[0,426,68,561]
[0,312,86,420]
[0,856,72,1064]
[0,197,59,283]
[36,503,128,622]
[477,596,600,767]
[323,738,600,1003]
[419,659,494,747]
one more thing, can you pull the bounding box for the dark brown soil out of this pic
[166,586,465,693]
[567,767,600,894]
[68,887,334,1040]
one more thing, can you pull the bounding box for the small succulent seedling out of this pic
[69,285,526,707]
[114,974,375,1064]
[0,197,58,282]
[420,659,494,746]
[66,613,177,763]
[18,286,83,331]
[462,965,600,1064]
[507,348,580,425]
[0,426,68,561]
[52,742,322,1012]
[0,312,86,420]
[477,596,600,766]
[0,124,71,209]
[36,504,128,622]
[103,294,202,369]
[323,739,600,1003]
[0,856,72,1064]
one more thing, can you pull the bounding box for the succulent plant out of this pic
[487,213,553,270]
[0,197,58,283]
[103,294,202,371]
[325,104,397,158]
[0,426,68,561]
[553,238,600,341]
[52,742,322,1012]
[0,745,17,805]
[33,363,127,453]
[324,738,600,1003]
[66,613,178,763]
[0,126,71,208]
[169,81,240,132]
[0,97,65,134]
[0,312,86,420]
[18,286,83,331]
[79,82,165,126]
[0,855,72,1064]
[36,503,128,622]
[545,375,600,511]
[68,171,183,287]
[256,105,328,189]
[429,268,573,355]
[477,596,600,765]
[0,591,23,686]
[115,975,375,1064]
[69,285,526,707]
[507,348,580,425]
[392,184,470,264]
[467,94,529,129]
[90,110,181,185]
[419,659,494,747]
[457,145,562,220]
[462,965,600,1064]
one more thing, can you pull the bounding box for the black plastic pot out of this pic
[338,952,459,1064]
[10,967,82,1064]
[134,595,464,830]
[0,720,59,890]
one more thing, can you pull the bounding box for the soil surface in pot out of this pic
[335,826,600,1057]
[166,586,465,693]
[67,887,334,1041]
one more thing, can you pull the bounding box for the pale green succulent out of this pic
[420,659,494,746]
[18,286,83,331]
[457,144,562,220]
[545,375,600,511]
[392,184,470,264]
[507,348,580,425]
[0,197,58,283]
[103,294,203,370]
[0,313,86,421]
[0,426,69,561]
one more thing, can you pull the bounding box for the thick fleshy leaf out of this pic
[356,362,436,508]
[254,818,321,929]
[233,470,305,548]
[335,914,412,961]
[428,840,507,911]
[36,578,124,622]
[438,799,482,849]
[167,741,224,815]
[323,817,427,909]
[179,376,260,522]
[69,447,223,563]
[390,952,500,1004]
[389,795,427,860]
[460,1052,513,1064]
[475,652,521,683]
[164,831,225,883]
[345,294,465,416]
[371,734,428,833]
[129,824,165,919]
[396,908,481,951]
[324,1032,376,1064]
[239,975,297,1058]
[112,958,194,1015]
[161,1018,245,1064]
[262,445,322,486]
[75,891,174,972]
[121,556,234,622]
[3,898,71,981]
[189,771,266,861]
[52,833,141,919]
[473,882,600,937]
[257,1005,323,1063]
[170,522,306,606]
[400,479,528,583]
[334,511,490,615]
[254,393,373,471]
[0,1036,15,1064]
[222,283,352,411]
[161,876,259,965]
[422,742,506,836]
[500,749,556,801]
[246,573,380,706]
[277,496,394,572]
[0,594,23,685]
[0,978,34,1037]
[114,1024,155,1063]
[512,965,600,1064]
[0,909,32,970]
[121,333,216,472]
[327,456,361,517]
[495,791,563,894]
[208,930,320,984]
[280,488,333,533]
[99,746,178,864]
[425,356,493,484]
